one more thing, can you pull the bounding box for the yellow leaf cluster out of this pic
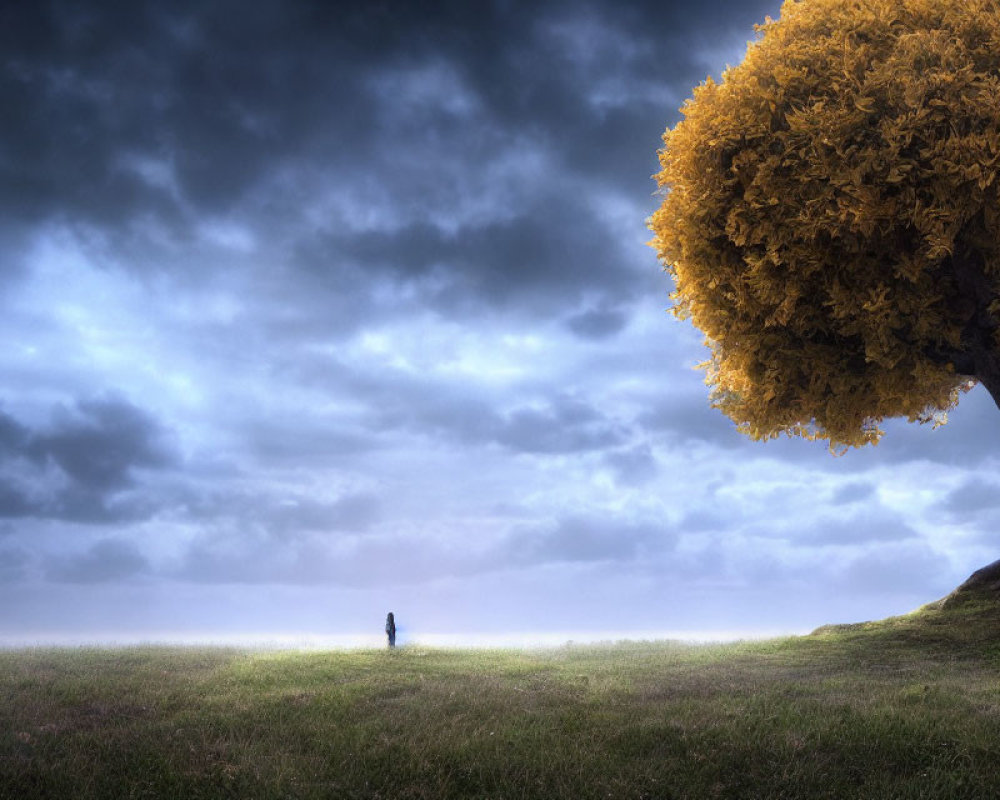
[649,0,1000,448]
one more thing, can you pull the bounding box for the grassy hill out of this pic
[2,563,999,799]
[811,558,1000,650]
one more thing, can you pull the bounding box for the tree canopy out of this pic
[648,0,1000,448]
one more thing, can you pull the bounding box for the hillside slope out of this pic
[812,558,1000,650]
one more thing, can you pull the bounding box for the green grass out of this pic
[2,598,998,799]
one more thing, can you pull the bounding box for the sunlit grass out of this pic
[2,599,999,798]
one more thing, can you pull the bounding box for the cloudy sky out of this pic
[1,0,996,646]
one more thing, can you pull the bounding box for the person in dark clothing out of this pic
[385,612,396,648]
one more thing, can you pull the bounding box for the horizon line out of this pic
[0,628,812,650]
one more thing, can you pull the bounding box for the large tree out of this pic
[649,0,1000,448]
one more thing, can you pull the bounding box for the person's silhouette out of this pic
[385,612,396,648]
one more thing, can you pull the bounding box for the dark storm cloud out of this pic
[0,397,174,523]
[270,356,505,452]
[387,385,630,455]
[604,442,658,484]
[493,1,782,195]
[173,511,678,588]
[829,481,878,506]
[178,489,382,538]
[285,352,632,456]
[0,546,29,582]
[310,197,638,314]
[38,398,174,491]
[504,516,675,566]
[45,538,149,583]
[566,306,629,340]
[0,0,379,226]
[638,392,746,449]
[496,395,629,454]
[936,477,1000,522]
[174,527,485,587]
[1,0,781,309]
[0,482,33,518]
[0,410,30,451]
[246,418,378,467]
[270,493,381,534]
[677,508,730,534]
[804,508,918,546]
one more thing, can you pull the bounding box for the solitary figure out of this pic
[385,612,396,648]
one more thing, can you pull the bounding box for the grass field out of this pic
[2,578,999,799]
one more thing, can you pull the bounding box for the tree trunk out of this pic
[974,353,1000,411]
[948,229,1000,410]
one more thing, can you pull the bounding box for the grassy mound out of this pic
[932,558,1000,611]
[811,559,1000,652]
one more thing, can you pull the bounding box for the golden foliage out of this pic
[648,0,1000,448]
